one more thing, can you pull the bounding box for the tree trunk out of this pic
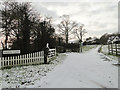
[66,29,68,44]
[5,34,8,49]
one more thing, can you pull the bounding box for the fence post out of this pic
[42,51,44,63]
[55,48,56,57]
[111,44,113,54]
[44,47,49,64]
[108,44,110,54]
[5,57,7,67]
[20,55,22,65]
[115,44,118,55]
[37,52,39,64]
[35,52,36,64]
[2,57,4,68]
[12,56,14,66]
[0,58,1,69]
[27,54,28,64]
[38,52,40,62]
[7,57,10,66]
[29,53,31,64]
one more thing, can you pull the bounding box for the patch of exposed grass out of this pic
[107,53,120,58]
[100,45,120,57]
[100,45,119,61]
[98,45,103,53]
[82,45,98,52]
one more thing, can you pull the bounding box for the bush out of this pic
[56,46,66,53]
[65,43,80,52]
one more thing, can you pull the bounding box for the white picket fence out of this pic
[0,48,56,69]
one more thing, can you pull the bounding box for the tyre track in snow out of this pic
[32,46,118,88]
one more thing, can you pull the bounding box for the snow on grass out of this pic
[1,45,96,88]
[101,45,119,63]
[0,70,2,90]
[82,45,98,53]
[1,53,66,88]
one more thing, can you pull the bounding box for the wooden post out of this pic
[17,56,18,65]
[0,58,1,69]
[8,57,9,66]
[44,48,48,64]
[33,53,35,64]
[28,54,30,64]
[111,44,113,54]
[44,43,49,64]
[28,53,31,64]
[35,52,36,64]
[108,44,110,54]
[27,54,28,64]
[42,51,44,63]
[31,53,33,64]
[115,44,118,55]
[13,56,14,66]
[32,53,33,64]
[36,52,38,63]
[55,48,56,57]
[37,52,39,63]
[40,51,42,63]
[38,52,40,62]
[3,57,4,68]
[5,57,7,67]
[81,42,82,53]
[20,55,22,65]
[17,56,19,65]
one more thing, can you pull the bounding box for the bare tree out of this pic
[1,1,13,49]
[57,15,78,44]
[74,24,87,52]
[1,1,22,49]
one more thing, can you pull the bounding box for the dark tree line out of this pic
[1,1,88,54]
[0,1,58,54]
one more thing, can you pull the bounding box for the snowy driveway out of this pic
[33,47,118,88]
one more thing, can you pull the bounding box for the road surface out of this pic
[33,47,118,88]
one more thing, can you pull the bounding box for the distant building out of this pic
[83,37,100,45]
[107,34,120,44]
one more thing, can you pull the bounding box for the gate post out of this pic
[111,44,113,54]
[44,49,47,64]
[44,43,49,64]
[108,44,110,54]
[0,58,1,69]
[115,44,118,55]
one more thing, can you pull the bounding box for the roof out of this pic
[108,35,120,44]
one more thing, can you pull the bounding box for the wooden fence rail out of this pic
[108,44,120,55]
[0,48,56,69]
[47,49,56,63]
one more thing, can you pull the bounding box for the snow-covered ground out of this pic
[82,45,98,53]
[101,45,119,62]
[1,53,66,88]
[33,46,118,88]
[0,70,2,90]
[1,46,118,88]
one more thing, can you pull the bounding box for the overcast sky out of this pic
[0,0,119,42]
[28,1,118,40]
